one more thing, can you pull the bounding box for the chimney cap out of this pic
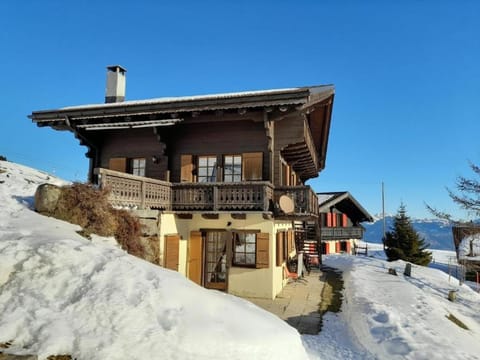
[106,65,127,73]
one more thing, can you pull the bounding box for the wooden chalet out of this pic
[316,192,373,255]
[29,65,335,299]
[452,225,480,272]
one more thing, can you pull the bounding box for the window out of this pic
[131,158,146,177]
[224,155,242,182]
[198,156,217,182]
[233,232,256,266]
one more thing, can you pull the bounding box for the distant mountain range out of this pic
[363,216,455,250]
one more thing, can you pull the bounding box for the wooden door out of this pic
[188,231,203,285]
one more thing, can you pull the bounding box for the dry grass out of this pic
[53,183,144,259]
[446,313,469,330]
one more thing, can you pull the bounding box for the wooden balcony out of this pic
[274,186,319,218]
[95,168,273,212]
[173,182,274,211]
[320,227,364,240]
[95,168,319,217]
[95,168,172,210]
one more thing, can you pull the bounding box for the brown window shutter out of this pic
[287,229,295,253]
[256,232,269,269]
[187,231,203,285]
[276,232,284,267]
[242,152,263,181]
[164,234,180,271]
[109,157,127,172]
[181,154,194,182]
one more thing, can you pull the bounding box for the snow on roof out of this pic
[317,193,339,205]
[60,86,316,111]
[458,234,480,260]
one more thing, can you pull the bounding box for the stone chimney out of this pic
[105,65,126,103]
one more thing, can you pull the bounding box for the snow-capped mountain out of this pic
[363,216,455,250]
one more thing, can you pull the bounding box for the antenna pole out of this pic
[382,181,386,249]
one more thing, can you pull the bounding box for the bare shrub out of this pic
[112,208,143,258]
[54,183,116,236]
[52,183,147,260]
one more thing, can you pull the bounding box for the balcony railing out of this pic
[274,186,319,217]
[95,168,274,212]
[95,168,172,210]
[173,182,274,211]
[95,168,319,217]
[320,227,364,240]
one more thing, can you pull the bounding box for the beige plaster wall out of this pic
[159,212,294,299]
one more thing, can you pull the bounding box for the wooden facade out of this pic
[317,192,373,255]
[29,79,335,299]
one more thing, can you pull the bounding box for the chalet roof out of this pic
[317,191,373,224]
[29,85,334,124]
[29,84,335,182]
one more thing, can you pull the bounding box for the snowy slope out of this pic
[304,248,480,360]
[0,161,308,360]
[3,160,480,360]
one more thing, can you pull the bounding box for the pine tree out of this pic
[384,204,432,266]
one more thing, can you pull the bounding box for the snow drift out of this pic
[0,161,308,360]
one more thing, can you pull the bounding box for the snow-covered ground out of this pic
[2,160,480,359]
[0,161,307,359]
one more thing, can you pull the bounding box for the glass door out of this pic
[204,231,227,290]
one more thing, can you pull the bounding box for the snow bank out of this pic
[0,161,308,360]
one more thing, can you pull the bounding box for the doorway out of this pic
[187,231,228,291]
[204,231,228,290]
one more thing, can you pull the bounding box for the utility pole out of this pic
[382,181,386,250]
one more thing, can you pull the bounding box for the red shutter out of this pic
[335,241,341,253]
[332,213,337,227]
[327,213,332,227]
[346,241,351,254]
[342,214,348,227]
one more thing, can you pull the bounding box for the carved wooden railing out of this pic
[95,168,274,211]
[94,168,172,210]
[173,182,274,211]
[274,186,319,217]
[320,227,364,240]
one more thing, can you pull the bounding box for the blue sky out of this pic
[1,1,479,219]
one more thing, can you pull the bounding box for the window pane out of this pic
[246,254,255,265]
[199,157,207,166]
[235,253,246,264]
[246,242,255,252]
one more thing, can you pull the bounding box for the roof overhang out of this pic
[29,85,334,130]
[318,192,373,223]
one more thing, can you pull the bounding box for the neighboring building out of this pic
[452,225,480,272]
[29,66,335,299]
[317,192,373,255]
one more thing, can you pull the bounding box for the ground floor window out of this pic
[233,232,256,266]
